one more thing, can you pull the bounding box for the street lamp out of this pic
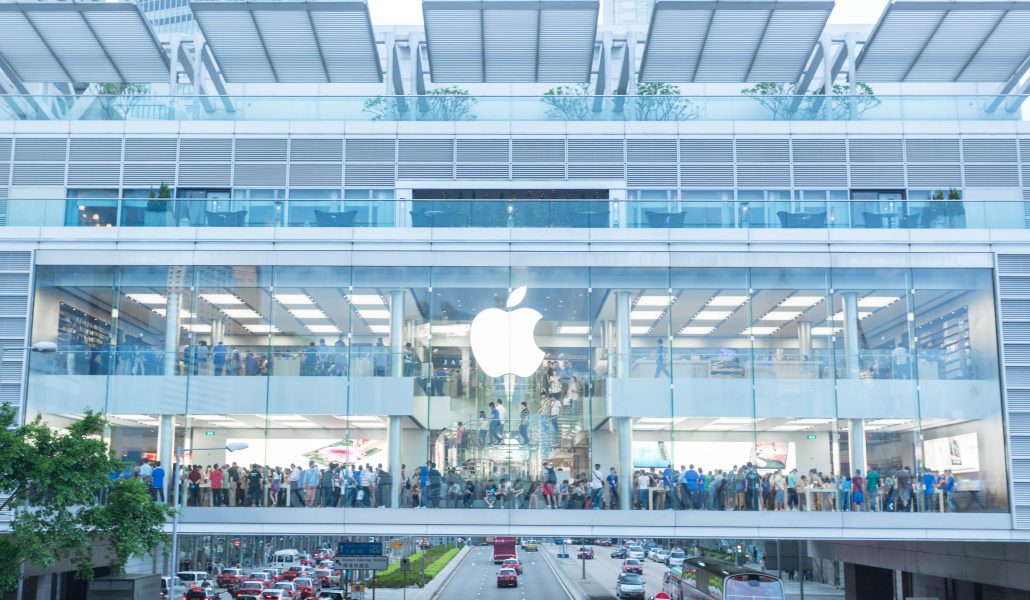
[168,442,249,580]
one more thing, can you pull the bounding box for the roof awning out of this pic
[0,1,169,84]
[856,0,1030,82]
[190,0,383,83]
[422,0,600,83]
[639,0,834,83]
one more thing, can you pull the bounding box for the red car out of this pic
[282,567,301,581]
[501,559,522,575]
[577,547,594,560]
[293,577,318,599]
[217,568,246,592]
[497,568,518,588]
[238,580,268,595]
[622,559,643,575]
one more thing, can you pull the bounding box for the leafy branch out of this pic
[363,87,477,121]
[89,83,152,120]
[741,82,880,120]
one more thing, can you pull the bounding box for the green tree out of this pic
[741,82,879,120]
[632,82,700,121]
[363,87,477,121]
[542,84,591,120]
[90,83,152,119]
[0,406,172,592]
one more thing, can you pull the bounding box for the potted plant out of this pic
[144,183,172,227]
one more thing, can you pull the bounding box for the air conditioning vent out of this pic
[791,139,846,163]
[512,139,564,163]
[346,139,395,162]
[1014,459,1030,481]
[13,164,64,186]
[568,164,623,179]
[124,138,177,162]
[792,165,847,188]
[963,138,1018,163]
[0,251,29,271]
[848,139,903,163]
[122,164,176,187]
[568,139,623,163]
[906,165,961,187]
[1005,344,1030,365]
[681,139,733,163]
[14,138,66,161]
[0,139,10,161]
[906,139,960,163]
[457,164,509,179]
[1005,323,1030,343]
[736,139,789,163]
[849,165,905,188]
[289,164,342,187]
[68,164,120,186]
[0,296,27,314]
[627,164,677,187]
[736,164,790,188]
[399,139,455,163]
[512,164,565,180]
[179,138,232,162]
[681,165,733,187]
[998,255,1030,274]
[234,138,287,162]
[457,140,509,163]
[1008,389,1030,412]
[398,163,454,179]
[290,139,343,162]
[0,317,24,338]
[70,138,121,162]
[1001,276,1030,297]
[0,273,29,294]
[964,164,1019,187]
[627,139,677,163]
[234,164,287,187]
[177,163,232,187]
[1002,299,1030,320]
[344,163,395,186]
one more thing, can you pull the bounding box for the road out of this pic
[435,545,573,600]
[543,543,666,600]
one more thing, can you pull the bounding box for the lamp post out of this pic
[2,342,56,600]
[168,442,248,580]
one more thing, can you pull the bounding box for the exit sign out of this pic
[204,431,217,436]
[806,434,817,440]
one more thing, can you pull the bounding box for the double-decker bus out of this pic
[662,557,784,600]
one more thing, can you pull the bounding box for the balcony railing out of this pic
[12,198,1028,230]
[1,94,1026,121]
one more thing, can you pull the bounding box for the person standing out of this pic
[212,341,227,376]
[518,402,530,445]
[360,464,375,507]
[477,410,489,447]
[151,461,165,502]
[942,470,957,512]
[606,467,618,510]
[303,461,320,507]
[542,462,558,509]
[378,466,392,508]
[590,464,605,510]
[426,462,442,508]
[227,463,240,507]
[654,338,670,378]
[895,466,913,512]
[922,469,938,512]
[866,466,881,511]
[495,399,507,443]
[786,469,798,511]
[209,463,223,507]
[320,465,335,508]
[373,337,388,376]
[246,464,263,507]
[487,402,499,445]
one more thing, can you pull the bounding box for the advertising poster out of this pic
[228,437,387,468]
[924,433,980,474]
[632,440,795,471]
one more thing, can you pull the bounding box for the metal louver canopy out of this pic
[423,0,600,83]
[0,1,169,84]
[639,0,834,83]
[856,0,1030,83]
[190,0,383,83]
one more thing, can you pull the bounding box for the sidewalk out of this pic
[363,545,471,600]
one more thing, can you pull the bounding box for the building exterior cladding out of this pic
[3,0,1030,553]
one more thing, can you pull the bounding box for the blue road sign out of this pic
[338,542,383,556]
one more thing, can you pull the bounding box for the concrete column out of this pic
[615,290,632,378]
[842,292,860,378]
[797,321,812,359]
[849,419,866,475]
[821,33,833,94]
[616,416,633,511]
[163,290,182,376]
[615,290,633,509]
[845,32,857,95]
[389,290,405,509]
[158,414,175,502]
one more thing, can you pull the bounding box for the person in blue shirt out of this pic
[839,475,852,511]
[212,341,227,376]
[685,465,700,510]
[151,461,166,502]
[942,470,957,512]
[606,468,619,510]
[922,469,938,512]
[662,464,676,510]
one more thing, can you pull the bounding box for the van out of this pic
[271,549,302,568]
[177,572,213,588]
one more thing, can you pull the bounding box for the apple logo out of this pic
[469,286,545,378]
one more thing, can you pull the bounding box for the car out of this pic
[217,567,247,590]
[497,568,519,588]
[627,546,646,560]
[611,548,628,559]
[294,577,319,598]
[501,558,522,574]
[314,568,334,587]
[183,584,218,600]
[237,595,262,600]
[239,580,268,594]
[622,559,644,575]
[273,581,300,599]
[522,540,539,551]
[594,539,613,547]
[577,547,594,560]
[316,590,346,600]
[651,549,669,563]
[248,572,275,585]
[263,567,284,582]
[417,540,431,550]
[615,573,646,599]
[161,576,184,600]
[666,549,688,568]
[261,591,288,600]
[177,571,214,588]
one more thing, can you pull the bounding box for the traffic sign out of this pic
[335,556,389,571]
[338,542,383,556]
[387,541,403,550]
[400,558,410,571]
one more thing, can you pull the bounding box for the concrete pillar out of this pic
[158,414,175,502]
[797,321,813,359]
[821,33,833,94]
[617,416,633,511]
[163,290,182,376]
[615,290,633,509]
[849,419,866,475]
[842,292,860,378]
[389,290,405,509]
[845,32,857,95]
[388,416,402,508]
[615,290,632,378]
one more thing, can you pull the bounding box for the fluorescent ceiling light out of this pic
[275,294,314,305]
[558,326,591,335]
[770,425,811,431]
[742,327,779,336]
[779,296,824,308]
[201,294,244,305]
[368,325,390,334]
[708,296,747,307]
[222,309,263,320]
[699,424,740,431]
[182,324,213,333]
[307,324,341,333]
[154,308,195,319]
[638,418,682,424]
[694,310,733,321]
[432,324,470,335]
[242,323,280,334]
[789,419,834,425]
[214,422,249,428]
[126,293,166,305]
[635,295,675,307]
[679,326,715,335]
[273,420,319,428]
[115,414,158,421]
[630,310,664,321]
[829,311,872,322]
[867,419,912,427]
[630,326,653,335]
[348,294,385,305]
[760,311,803,321]
[357,309,391,320]
[713,417,762,425]
[192,415,232,421]
[289,309,327,320]
[859,296,900,308]
[811,327,841,336]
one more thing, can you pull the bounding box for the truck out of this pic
[493,537,517,564]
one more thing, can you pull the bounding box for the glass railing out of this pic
[1,94,1026,121]
[11,198,1029,230]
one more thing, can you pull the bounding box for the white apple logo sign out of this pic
[469,286,545,378]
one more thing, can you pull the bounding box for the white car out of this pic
[667,549,688,568]
[626,546,646,561]
[176,571,213,587]
[650,549,669,563]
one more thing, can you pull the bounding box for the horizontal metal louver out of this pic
[179,138,232,162]
[736,139,789,163]
[1012,414,1030,435]
[344,163,395,186]
[456,164,509,179]
[0,317,25,338]
[627,139,677,163]
[792,165,847,187]
[288,164,342,187]
[0,199,8,226]
[290,139,343,162]
[627,164,677,187]
[12,164,64,185]
[1004,323,1030,343]
[568,164,623,180]
[1002,299,1030,319]
[177,164,232,187]
[233,164,287,187]
[737,164,790,187]
[1021,139,1030,161]
[906,139,960,163]
[69,138,121,162]
[998,255,1030,273]
[906,165,961,187]
[681,165,733,187]
[0,361,21,382]
[1008,389,1030,412]
[0,273,29,294]
[234,138,287,162]
[1013,437,1030,456]
[848,139,903,163]
[681,139,733,163]
[0,139,10,161]
[124,138,177,162]
[512,139,564,163]
[963,139,1018,163]
[399,139,454,163]
[1015,460,1030,481]
[1005,345,1030,364]
[14,138,66,161]
[1025,188,1030,201]
[791,139,846,163]
[0,165,8,186]
[849,165,905,188]
[511,164,565,180]
[0,296,27,314]
[1001,276,1030,297]
[346,139,395,162]
[122,164,175,187]
[67,164,120,186]
[567,140,623,163]
[964,164,1019,187]
[0,252,29,271]
[398,164,454,179]
[457,140,509,163]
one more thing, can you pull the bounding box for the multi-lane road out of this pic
[434,545,574,600]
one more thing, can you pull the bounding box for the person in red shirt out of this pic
[187,465,202,506]
[210,464,223,507]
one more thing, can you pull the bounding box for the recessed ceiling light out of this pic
[635,295,675,307]
[699,424,739,431]
[679,326,715,335]
[275,294,314,305]
[630,310,664,321]
[154,308,195,319]
[779,296,825,308]
[789,419,834,425]
[289,309,327,320]
[760,311,803,321]
[558,326,591,334]
[201,294,244,305]
[742,327,779,336]
[867,419,912,427]
[222,309,263,320]
[242,323,280,334]
[694,310,733,321]
[264,414,309,421]
[307,324,341,333]
[126,293,167,305]
[859,296,900,308]
[432,324,470,335]
[368,325,390,334]
[708,296,747,307]
[348,294,385,306]
[182,324,212,333]
[630,326,653,335]
[358,309,391,320]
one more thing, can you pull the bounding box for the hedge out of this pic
[371,544,460,588]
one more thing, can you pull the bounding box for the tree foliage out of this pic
[89,83,152,119]
[0,405,172,592]
[363,87,477,121]
[542,82,700,121]
[740,82,880,120]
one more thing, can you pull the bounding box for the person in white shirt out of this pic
[637,472,651,510]
[590,464,605,510]
[288,465,303,507]
[495,399,507,441]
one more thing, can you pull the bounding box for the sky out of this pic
[368,0,891,26]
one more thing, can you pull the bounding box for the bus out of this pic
[662,557,784,600]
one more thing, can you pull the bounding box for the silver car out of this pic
[615,573,646,599]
